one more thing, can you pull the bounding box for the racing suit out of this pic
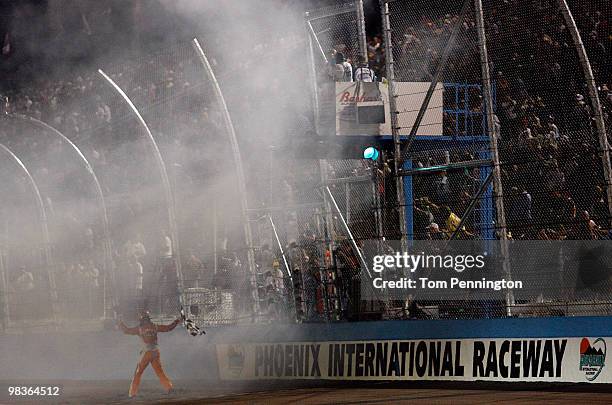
[119,318,180,397]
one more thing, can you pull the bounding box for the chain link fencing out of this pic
[94,42,258,325]
[2,0,612,331]
[306,2,362,66]
[381,0,612,319]
[0,114,111,328]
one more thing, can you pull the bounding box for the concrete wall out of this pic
[2,316,611,381]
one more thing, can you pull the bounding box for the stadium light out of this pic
[363,146,379,161]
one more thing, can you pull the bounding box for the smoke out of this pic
[143,0,314,252]
[160,0,310,142]
[0,0,315,387]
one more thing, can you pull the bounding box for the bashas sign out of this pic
[335,82,443,136]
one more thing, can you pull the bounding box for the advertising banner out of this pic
[335,82,443,136]
[217,337,609,383]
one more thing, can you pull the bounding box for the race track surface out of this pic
[3,380,612,405]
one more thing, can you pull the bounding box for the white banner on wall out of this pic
[217,337,609,383]
[335,82,444,136]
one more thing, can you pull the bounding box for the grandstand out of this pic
[0,0,610,331]
[0,0,612,402]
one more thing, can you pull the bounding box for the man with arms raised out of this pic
[118,311,181,397]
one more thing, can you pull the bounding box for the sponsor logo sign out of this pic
[579,338,606,381]
[217,337,610,383]
[226,344,245,378]
[335,82,443,136]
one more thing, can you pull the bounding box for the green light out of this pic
[363,146,379,160]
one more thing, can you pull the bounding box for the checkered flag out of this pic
[180,306,206,336]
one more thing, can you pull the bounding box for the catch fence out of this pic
[1,0,612,332]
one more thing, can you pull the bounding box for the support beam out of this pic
[268,216,292,282]
[474,0,507,241]
[0,143,57,323]
[305,21,336,274]
[324,186,371,279]
[399,159,492,177]
[8,113,116,317]
[558,0,612,226]
[474,0,514,314]
[398,0,471,158]
[212,190,218,275]
[449,171,493,241]
[306,20,328,63]
[380,0,407,250]
[318,174,372,186]
[191,39,260,315]
[268,215,297,322]
[98,69,184,309]
[355,0,368,62]
[304,5,356,23]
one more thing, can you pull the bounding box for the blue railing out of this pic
[442,82,496,138]
[404,82,496,240]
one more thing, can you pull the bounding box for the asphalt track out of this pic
[3,381,612,404]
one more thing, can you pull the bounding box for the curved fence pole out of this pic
[97,69,184,308]
[7,114,116,317]
[558,0,612,227]
[0,142,58,323]
[192,38,260,316]
[323,186,371,278]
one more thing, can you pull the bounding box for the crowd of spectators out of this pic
[0,42,230,322]
[1,0,612,326]
[340,0,612,241]
[0,2,308,323]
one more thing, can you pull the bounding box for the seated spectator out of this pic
[568,210,600,240]
[546,116,560,140]
[507,186,533,237]
[425,223,445,240]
